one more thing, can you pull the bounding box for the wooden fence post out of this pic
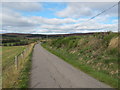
[15,56,18,69]
[21,53,23,59]
[21,53,24,64]
[23,49,26,57]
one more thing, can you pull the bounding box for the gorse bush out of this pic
[51,36,80,49]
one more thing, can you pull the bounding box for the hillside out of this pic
[1,33,46,39]
[1,32,114,39]
[42,32,119,88]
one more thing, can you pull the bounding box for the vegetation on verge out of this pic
[41,32,119,88]
[15,45,34,88]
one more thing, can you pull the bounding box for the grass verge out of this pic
[15,44,35,88]
[16,50,33,88]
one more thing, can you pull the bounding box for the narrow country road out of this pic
[29,43,111,88]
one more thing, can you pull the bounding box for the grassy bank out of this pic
[41,32,119,88]
[15,45,34,88]
[2,43,35,88]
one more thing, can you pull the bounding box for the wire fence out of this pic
[14,44,33,70]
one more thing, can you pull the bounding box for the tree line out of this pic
[1,39,29,46]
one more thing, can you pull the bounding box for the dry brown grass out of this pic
[108,37,118,49]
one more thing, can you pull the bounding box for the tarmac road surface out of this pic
[29,44,111,88]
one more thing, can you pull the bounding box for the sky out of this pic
[0,2,118,34]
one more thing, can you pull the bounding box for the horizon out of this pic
[1,31,118,35]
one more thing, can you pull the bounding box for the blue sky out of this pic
[19,3,67,18]
[1,2,118,34]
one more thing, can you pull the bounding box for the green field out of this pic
[2,46,25,70]
[2,46,26,88]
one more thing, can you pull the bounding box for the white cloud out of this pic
[56,3,93,18]
[56,2,118,18]
[1,2,118,34]
[74,19,118,33]
[40,24,75,30]
[1,7,78,33]
[2,14,33,27]
[2,2,42,12]
[1,11,118,34]
[30,16,77,25]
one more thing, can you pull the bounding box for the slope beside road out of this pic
[29,44,112,88]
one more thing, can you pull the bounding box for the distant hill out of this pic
[1,32,117,39]
[1,33,46,39]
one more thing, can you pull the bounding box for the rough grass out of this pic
[2,43,35,88]
[41,32,119,88]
